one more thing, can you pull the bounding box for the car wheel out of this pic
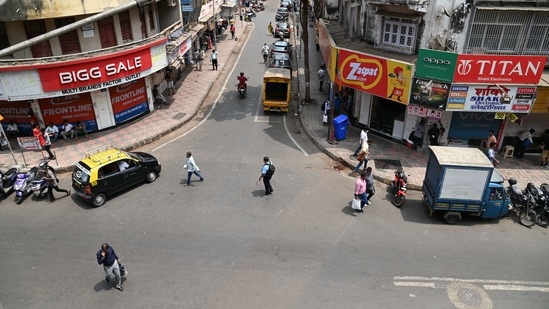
[92,193,107,207]
[146,171,158,183]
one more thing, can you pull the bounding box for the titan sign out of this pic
[415,49,457,83]
[453,54,547,84]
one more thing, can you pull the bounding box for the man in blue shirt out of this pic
[259,156,274,195]
[96,243,123,291]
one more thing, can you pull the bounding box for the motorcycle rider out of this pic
[262,43,270,62]
[237,72,248,93]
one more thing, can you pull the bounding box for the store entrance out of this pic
[369,97,406,137]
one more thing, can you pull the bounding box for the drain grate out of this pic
[172,112,186,120]
[374,159,402,169]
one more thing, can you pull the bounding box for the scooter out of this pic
[0,167,19,199]
[14,167,38,205]
[507,178,537,227]
[391,170,408,207]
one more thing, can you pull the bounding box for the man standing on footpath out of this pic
[354,172,368,212]
[318,66,325,91]
[183,151,204,186]
[259,156,274,195]
[96,243,124,291]
[211,49,218,71]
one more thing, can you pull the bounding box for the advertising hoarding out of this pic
[409,77,450,110]
[109,79,149,124]
[415,49,457,83]
[38,93,98,130]
[446,84,536,113]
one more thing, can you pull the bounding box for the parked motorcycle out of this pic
[531,183,549,227]
[31,160,54,199]
[14,167,38,205]
[391,169,408,207]
[0,167,20,199]
[507,178,537,227]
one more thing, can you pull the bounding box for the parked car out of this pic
[72,146,161,207]
[275,22,291,38]
[280,0,292,8]
[276,7,288,21]
[271,40,293,57]
[269,52,293,76]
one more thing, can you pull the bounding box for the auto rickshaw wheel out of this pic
[443,213,460,225]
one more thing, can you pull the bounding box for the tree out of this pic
[300,0,311,102]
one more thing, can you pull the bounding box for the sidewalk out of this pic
[293,19,549,190]
[0,22,253,173]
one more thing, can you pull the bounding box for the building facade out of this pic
[319,0,549,150]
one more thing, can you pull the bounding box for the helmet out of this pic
[508,178,517,185]
[240,72,244,76]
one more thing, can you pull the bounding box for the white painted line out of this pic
[483,285,549,293]
[153,24,255,152]
[393,276,549,286]
[394,282,437,288]
[283,114,309,156]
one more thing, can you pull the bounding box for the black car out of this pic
[275,22,291,38]
[271,40,293,57]
[269,52,293,76]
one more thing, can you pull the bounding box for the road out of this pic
[0,3,548,309]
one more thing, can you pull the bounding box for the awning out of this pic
[375,10,423,21]
[199,13,214,23]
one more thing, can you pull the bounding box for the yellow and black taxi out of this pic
[72,146,161,207]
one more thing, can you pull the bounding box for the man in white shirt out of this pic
[45,122,59,142]
[6,121,19,139]
[60,120,74,140]
[318,66,325,91]
[352,127,369,157]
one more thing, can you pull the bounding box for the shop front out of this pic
[335,48,414,140]
[0,38,168,133]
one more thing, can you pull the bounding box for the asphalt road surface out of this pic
[1,3,548,309]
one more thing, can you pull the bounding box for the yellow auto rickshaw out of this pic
[262,68,291,112]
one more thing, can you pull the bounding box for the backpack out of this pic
[266,163,275,176]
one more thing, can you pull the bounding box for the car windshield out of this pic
[73,163,91,184]
[277,23,289,29]
[277,8,287,13]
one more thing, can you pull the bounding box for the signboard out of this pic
[448,112,502,139]
[37,93,98,130]
[415,49,457,83]
[409,77,450,110]
[453,54,547,84]
[109,79,149,124]
[531,87,549,113]
[446,84,536,113]
[407,104,443,120]
[337,49,413,104]
[318,20,338,81]
[17,137,41,150]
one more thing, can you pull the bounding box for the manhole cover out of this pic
[457,288,482,306]
[375,159,402,169]
[172,112,186,120]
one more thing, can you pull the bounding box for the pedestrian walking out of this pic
[428,123,440,146]
[540,129,549,168]
[259,156,274,195]
[354,172,368,212]
[211,49,218,71]
[318,66,325,91]
[35,126,55,159]
[183,151,204,186]
[411,119,426,150]
[230,24,236,39]
[515,128,535,159]
[45,167,70,202]
[482,129,497,150]
[353,140,370,175]
[315,35,320,52]
[364,167,375,205]
[165,68,174,95]
[487,142,499,167]
[96,243,124,291]
[352,127,369,157]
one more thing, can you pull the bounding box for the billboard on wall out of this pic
[336,49,413,104]
[453,54,547,84]
[415,49,457,83]
[446,84,536,113]
[38,93,98,130]
[0,101,35,135]
[409,77,450,110]
[317,20,338,81]
[109,79,149,124]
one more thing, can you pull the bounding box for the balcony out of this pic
[369,0,430,5]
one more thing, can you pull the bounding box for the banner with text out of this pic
[415,49,457,83]
[38,93,97,130]
[408,77,450,110]
[109,79,149,124]
[446,84,536,113]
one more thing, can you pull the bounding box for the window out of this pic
[377,17,417,55]
[119,11,133,42]
[0,22,9,50]
[55,18,81,54]
[467,10,549,56]
[148,5,156,30]
[139,8,147,38]
[24,20,53,57]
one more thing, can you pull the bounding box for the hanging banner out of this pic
[337,48,413,104]
[453,54,547,84]
[109,79,149,124]
[407,104,443,120]
[446,84,536,113]
[409,77,450,110]
[38,93,98,130]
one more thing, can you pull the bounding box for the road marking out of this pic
[483,285,549,292]
[283,114,309,156]
[394,281,437,288]
[394,276,549,286]
[153,24,255,152]
[394,276,549,293]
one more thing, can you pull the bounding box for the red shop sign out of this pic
[337,49,387,96]
[454,54,547,84]
[38,48,153,92]
[38,93,96,125]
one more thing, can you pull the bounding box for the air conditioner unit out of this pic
[166,0,177,6]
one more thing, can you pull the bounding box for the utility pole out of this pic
[213,0,217,49]
[300,0,311,102]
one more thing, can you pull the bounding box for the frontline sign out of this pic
[453,54,547,84]
[38,48,152,92]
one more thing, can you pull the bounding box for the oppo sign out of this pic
[416,49,458,83]
[422,57,451,65]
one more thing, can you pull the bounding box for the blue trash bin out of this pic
[333,114,349,140]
